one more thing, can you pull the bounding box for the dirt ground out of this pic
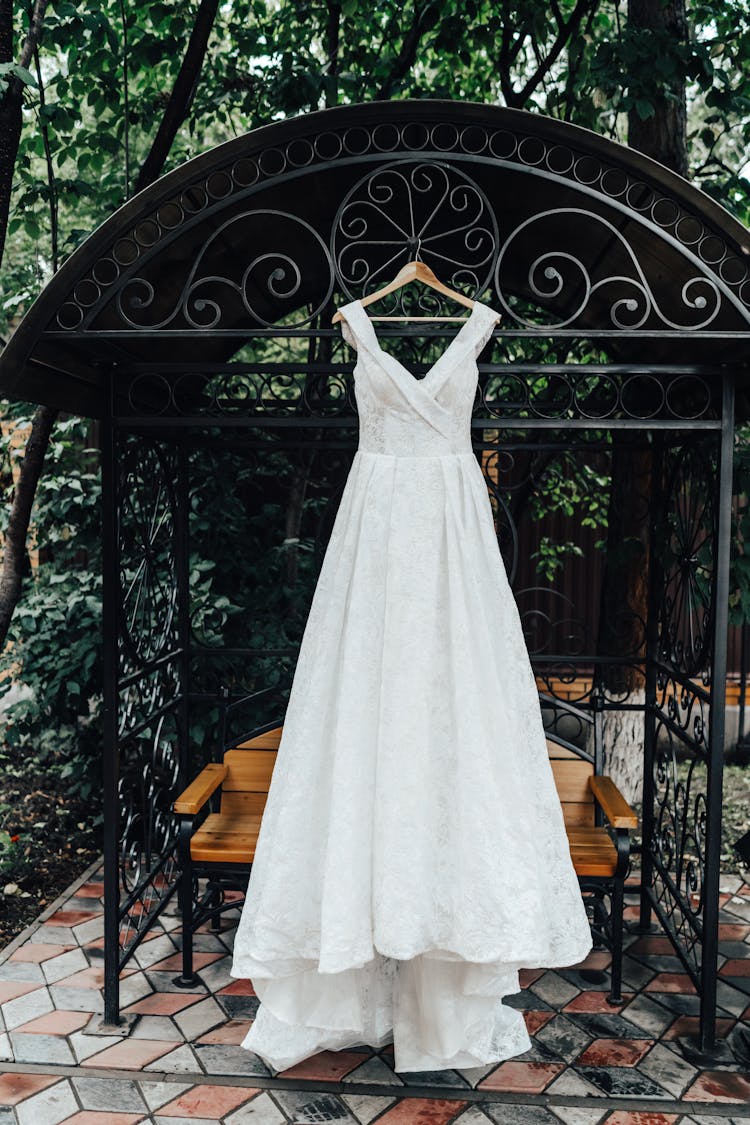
[0,762,100,948]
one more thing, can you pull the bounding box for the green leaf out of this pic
[0,62,38,88]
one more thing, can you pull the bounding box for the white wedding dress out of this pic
[229,297,593,1074]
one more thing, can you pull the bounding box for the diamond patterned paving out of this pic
[0,863,749,1124]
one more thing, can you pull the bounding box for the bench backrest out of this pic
[220,729,280,816]
[546,737,595,826]
[222,718,599,827]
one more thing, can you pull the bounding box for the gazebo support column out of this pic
[173,437,200,989]
[700,370,735,1052]
[97,422,186,1027]
[102,372,122,1028]
[677,370,736,1065]
[638,432,664,939]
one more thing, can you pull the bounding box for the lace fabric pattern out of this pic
[230,298,593,1074]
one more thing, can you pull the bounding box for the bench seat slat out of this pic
[190,815,618,876]
[545,741,584,759]
[191,812,263,863]
[567,826,618,876]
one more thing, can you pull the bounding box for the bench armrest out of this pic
[589,775,638,829]
[173,763,227,815]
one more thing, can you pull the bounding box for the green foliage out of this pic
[687,1,750,223]
[0,414,103,807]
[0,827,34,884]
[0,62,38,96]
[587,1,750,223]
[185,438,341,737]
[531,536,585,581]
[529,450,610,580]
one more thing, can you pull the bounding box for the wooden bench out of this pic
[172,692,637,1003]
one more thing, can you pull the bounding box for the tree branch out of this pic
[12,0,45,69]
[118,0,130,196]
[563,2,598,121]
[497,3,513,103]
[134,0,220,193]
[324,0,341,108]
[375,1,431,100]
[0,3,52,656]
[515,0,597,106]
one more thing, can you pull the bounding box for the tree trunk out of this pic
[627,0,688,177]
[595,0,689,795]
[0,0,47,269]
[596,437,653,800]
[602,693,646,806]
[0,2,50,654]
[0,405,57,644]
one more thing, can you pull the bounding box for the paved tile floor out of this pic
[1,862,749,1123]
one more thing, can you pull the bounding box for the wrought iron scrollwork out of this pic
[117,211,335,332]
[647,716,708,976]
[658,444,715,678]
[645,438,718,984]
[51,114,750,335]
[494,209,723,331]
[118,439,178,666]
[120,364,718,424]
[332,160,498,314]
[116,435,183,961]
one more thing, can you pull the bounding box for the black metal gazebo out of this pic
[1,99,748,1060]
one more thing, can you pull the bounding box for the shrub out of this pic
[0,410,103,810]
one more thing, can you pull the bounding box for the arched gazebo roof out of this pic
[1,98,749,418]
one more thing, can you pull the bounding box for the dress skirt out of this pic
[229,449,593,1073]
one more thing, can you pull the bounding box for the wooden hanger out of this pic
[331,260,475,323]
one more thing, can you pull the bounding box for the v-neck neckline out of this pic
[353,297,487,386]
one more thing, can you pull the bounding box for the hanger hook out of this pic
[407,235,422,261]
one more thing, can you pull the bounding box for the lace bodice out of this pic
[338,299,501,457]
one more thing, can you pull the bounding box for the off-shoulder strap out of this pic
[336,300,379,354]
[470,302,501,356]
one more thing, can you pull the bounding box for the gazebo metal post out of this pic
[698,369,736,1054]
[638,430,665,939]
[174,436,196,987]
[101,368,121,1027]
[175,438,192,832]
[737,623,748,751]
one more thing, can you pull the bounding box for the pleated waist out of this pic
[355,449,477,461]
